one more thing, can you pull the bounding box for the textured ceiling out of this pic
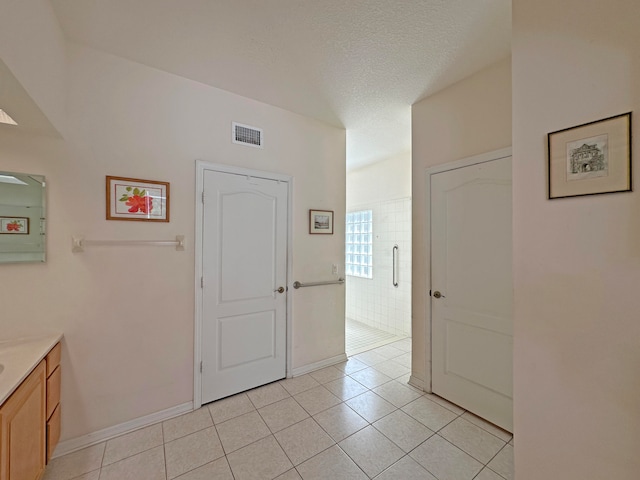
[50,0,511,170]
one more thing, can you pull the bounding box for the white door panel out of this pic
[444,319,512,395]
[219,191,277,303]
[431,156,513,432]
[201,170,287,404]
[219,311,276,369]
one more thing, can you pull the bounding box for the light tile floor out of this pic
[345,318,407,356]
[44,338,514,480]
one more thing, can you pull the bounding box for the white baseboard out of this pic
[408,375,427,392]
[52,401,193,459]
[290,353,348,377]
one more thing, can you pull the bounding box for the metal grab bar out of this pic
[293,278,345,289]
[393,245,399,288]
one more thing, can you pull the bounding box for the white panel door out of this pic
[201,170,287,404]
[431,156,513,432]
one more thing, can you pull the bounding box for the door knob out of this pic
[275,286,285,294]
[433,290,445,299]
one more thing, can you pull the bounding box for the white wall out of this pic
[346,153,412,337]
[347,151,411,206]
[0,0,67,135]
[411,57,512,387]
[513,1,640,477]
[0,42,346,443]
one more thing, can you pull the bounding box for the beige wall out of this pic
[0,0,68,135]
[411,57,512,387]
[0,42,346,443]
[513,1,640,477]
[347,151,411,207]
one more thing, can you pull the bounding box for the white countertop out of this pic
[0,333,63,405]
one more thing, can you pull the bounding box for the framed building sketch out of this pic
[547,112,632,199]
[309,209,333,234]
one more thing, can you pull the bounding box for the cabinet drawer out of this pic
[46,343,61,377]
[46,366,61,419]
[0,360,47,480]
[47,404,61,463]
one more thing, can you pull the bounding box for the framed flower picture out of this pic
[0,216,29,234]
[106,176,170,221]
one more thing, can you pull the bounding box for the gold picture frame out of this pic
[106,176,170,221]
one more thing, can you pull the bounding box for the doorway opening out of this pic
[345,154,412,357]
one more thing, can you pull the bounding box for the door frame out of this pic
[423,147,512,393]
[194,160,294,409]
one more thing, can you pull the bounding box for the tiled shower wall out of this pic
[346,197,411,336]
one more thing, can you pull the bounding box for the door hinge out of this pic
[200,361,203,373]
[201,277,204,288]
[201,191,205,204]
[429,290,432,297]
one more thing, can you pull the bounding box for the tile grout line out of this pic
[456,413,513,444]
[50,342,513,480]
[273,416,338,472]
[98,438,106,480]
[160,420,167,480]
[198,387,434,480]
[480,442,511,480]
[306,379,431,477]
[252,382,408,477]
[459,411,514,443]
[99,390,397,478]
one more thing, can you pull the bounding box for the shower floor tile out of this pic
[345,318,407,355]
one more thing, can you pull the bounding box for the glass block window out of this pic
[346,210,373,279]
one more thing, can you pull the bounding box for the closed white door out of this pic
[431,156,513,432]
[201,170,288,404]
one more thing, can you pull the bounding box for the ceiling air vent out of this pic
[232,122,263,148]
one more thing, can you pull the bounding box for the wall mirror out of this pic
[0,171,46,263]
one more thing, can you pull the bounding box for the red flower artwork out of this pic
[119,187,154,214]
[6,221,22,232]
[125,194,153,213]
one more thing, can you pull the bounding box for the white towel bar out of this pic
[72,235,185,253]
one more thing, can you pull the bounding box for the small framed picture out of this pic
[106,176,170,221]
[547,112,632,199]
[309,209,334,234]
[0,216,29,234]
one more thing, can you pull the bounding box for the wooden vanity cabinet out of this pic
[45,343,61,462]
[0,360,47,480]
[0,342,61,480]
